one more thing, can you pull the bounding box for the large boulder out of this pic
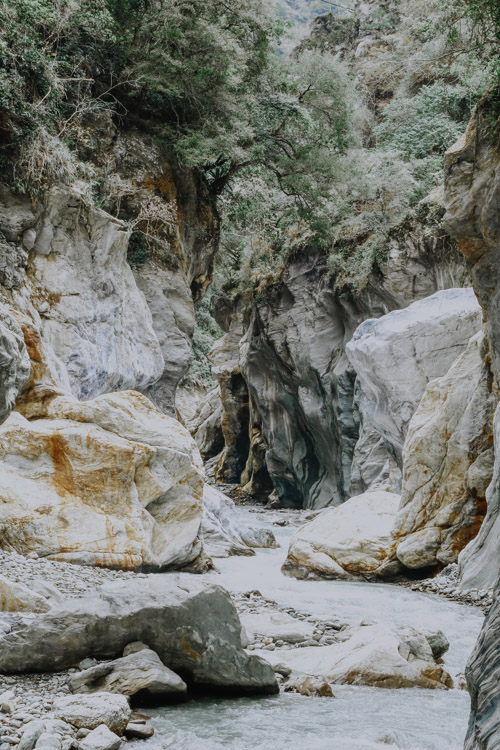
[202,485,277,558]
[69,648,187,704]
[0,575,278,696]
[255,623,453,690]
[346,288,482,463]
[283,490,401,580]
[392,332,494,571]
[0,389,204,570]
[0,303,31,424]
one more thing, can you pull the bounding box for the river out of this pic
[144,508,484,750]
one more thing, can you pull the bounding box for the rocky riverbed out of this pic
[1,503,487,750]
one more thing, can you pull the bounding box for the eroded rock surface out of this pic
[393,333,494,571]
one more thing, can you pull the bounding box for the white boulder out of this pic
[241,611,315,644]
[284,490,400,580]
[346,288,482,461]
[52,693,131,734]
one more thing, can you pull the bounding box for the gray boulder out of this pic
[69,648,187,704]
[0,575,278,696]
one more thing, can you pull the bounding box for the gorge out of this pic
[0,0,500,749]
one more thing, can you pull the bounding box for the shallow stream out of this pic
[148,509,484,750]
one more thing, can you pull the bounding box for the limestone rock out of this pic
[0,574,51,613]
[0,302,31,424]
[0,575,278,696]
[202,485,277,558]
[0,390,204,570]
[30,186,164,400]
[52,694,130,734]
[254,623,453,690]
[345,288,482,463]
[69,648,187,704]
[241,611,314,644]
[283,490,401,580]
[393,332,494,571]
[79,725,122,750]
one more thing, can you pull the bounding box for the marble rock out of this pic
[346,288,482,463]
[202,485,277,558]
[0,390,204,570]
[393,333,494,570]
[254,623,453,690]
[0,574,51,613]
[283,490,401,580]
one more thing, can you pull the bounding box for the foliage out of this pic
[182,291,224,388]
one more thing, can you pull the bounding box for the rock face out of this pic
[30,186,164,401]
[213,233,465,508]
[202,485,277,558]
[392,332,494,571]
[346,288,482,464]
[0,388,204,570]
[443,103,500,749]
[255,623,453,690]
[283,490,401,580]
[0,575,278,696]
[69,648,187,704]
[0,303,31,424]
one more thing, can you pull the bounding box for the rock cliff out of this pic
[443,101,500,749]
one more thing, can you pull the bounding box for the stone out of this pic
[0,302,31,425]
[187,386,224,460]
[284,676,334,697]
[0,691,16,713]
[29,186,164,401]
[0,574,51,613]
[0,575,278,696]
[283,490,401,580]
[392,333,494,570]
[240,611,315,644]
[254,623,453,690]
[52,694,130,735]
[202,484,277,558]
[0,389,204,570]
[79,726,122,750]
[69,648,187,704]
[35,734,61,750]
[346,288,482,464]
[124,723,154,740]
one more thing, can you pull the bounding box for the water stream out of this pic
[146,509,484,750]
